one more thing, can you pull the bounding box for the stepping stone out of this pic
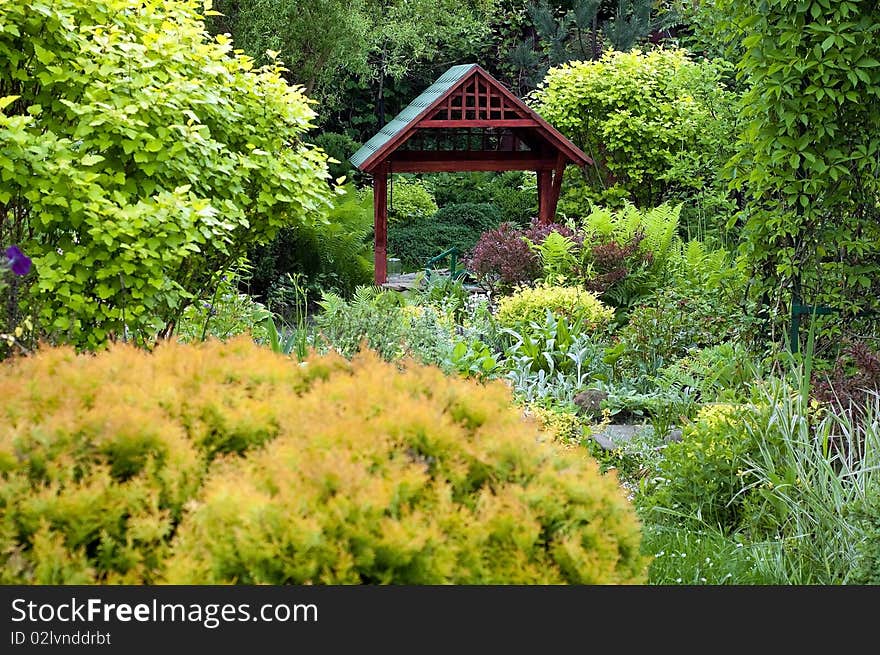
[590,424,649,451]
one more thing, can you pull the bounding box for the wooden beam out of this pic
[389,151,556,173]
[418,119,537,128]
[391,151,545,162]
[390,160,557,173]
[373,162,388,284]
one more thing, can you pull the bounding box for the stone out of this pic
[590,423,648,451]
[573,389,608,417]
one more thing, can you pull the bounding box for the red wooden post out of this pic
[373,162,389,284]
[537,169,553,225]
[548,154,566,219]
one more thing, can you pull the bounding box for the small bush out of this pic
[464,222,542,295]
[608,286,740,382]
[495,284,613,332]
[388,177,438,224]
[654,341,761,405]
[637,403,762,532]
[164,348,649,584]
[314,286,455,365]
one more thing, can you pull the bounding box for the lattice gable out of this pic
[421,70,534,124]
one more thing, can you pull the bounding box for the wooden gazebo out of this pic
[349,63,592,284]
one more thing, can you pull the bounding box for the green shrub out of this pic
[314,286,455,366]
[176,269,274,344]
[654,342,761,405]
[0,0,333,349]
[0,337,348,583]
[488,171,538,227]
[578,203,683,309]
[388,176,439,224]
[534,47,738,234]
[246,184,374,302]
[637,402,763,532]
[389,203,502,270]
[607,286,742,383]
[464,222,542,296]
[495,283,613,332]
[163,348,649,584]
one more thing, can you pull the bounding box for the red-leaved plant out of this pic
[463,222,541,295]
[813,341,880,411]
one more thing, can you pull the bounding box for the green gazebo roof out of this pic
[349,64,478,170]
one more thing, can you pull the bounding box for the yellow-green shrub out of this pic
[0,338,348,583]
[528,405,585,446]
[496,284,614,331]
[164,349,648,584]
[0,337,647,584]
[637,403,762,531]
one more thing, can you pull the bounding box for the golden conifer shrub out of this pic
[1,337,649,584]
[164,348,650,584]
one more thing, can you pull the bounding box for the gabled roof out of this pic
[349,63,591,173]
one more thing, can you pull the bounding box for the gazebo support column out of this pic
[373,162,389,284]
[537,169,553,225]
[547,154,565,220]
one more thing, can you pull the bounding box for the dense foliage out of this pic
[247,185,374,303]
[0,0,332,349]
[495,283,613,332]
[389,203,503,270]
[717,0,880,324]
[533,48,739,236]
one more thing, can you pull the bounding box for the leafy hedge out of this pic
[496,284,614,333]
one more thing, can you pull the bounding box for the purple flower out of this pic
[5,245,31,276]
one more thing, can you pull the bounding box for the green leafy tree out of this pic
[0,0,333,349]
[717,0,880,328]
[209,1,496,132]
[533,47,739,228]
[208,0,373,100]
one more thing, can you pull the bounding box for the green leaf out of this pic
[32,43,56,64]
[81,154,105,166]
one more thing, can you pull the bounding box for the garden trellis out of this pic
[350,63,591,284]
